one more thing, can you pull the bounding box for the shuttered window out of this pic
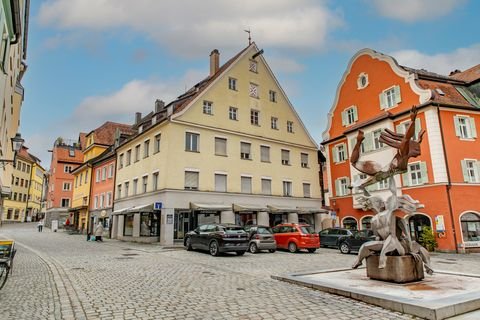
[241,176,252,193]
[261,179,271,195]
[402,162,428,187]
[184,171,199,190]
[332,143,347,163]
[215,138,227,156]
[379,85,401,109]
[396,118,421,140]
[215,174,227,192]
[241,142,251,160]
[281,149,290,165]
[260,146,270,162]
[335,177,350,196]
[341,106,358,126]
[461,159,480,183]
[301,153,308,168]
[303,183,311,198]
[454,115,477,139]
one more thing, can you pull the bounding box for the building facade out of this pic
[26,154,46,221]
[112,43,324,245]
[322,48,480,252]
[0,0,29,221]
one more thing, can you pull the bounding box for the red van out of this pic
[272,223,320,253]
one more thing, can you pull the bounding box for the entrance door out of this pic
[174,210,192,240]
[409,214,431,241]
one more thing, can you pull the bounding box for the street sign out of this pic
[154,202,163,210]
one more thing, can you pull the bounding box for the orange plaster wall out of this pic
[90,158,116,210]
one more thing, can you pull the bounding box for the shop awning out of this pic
[128,204,154,213]
[297,207,328,214]
[68,205,88,212]
[267,205,298,213]
[233,203,269,212]
[190,202,231,211]
[112,207,130,215]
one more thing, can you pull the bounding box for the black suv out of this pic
[184,224,249,256]
[319,228,355,248]
[338,229,375,254]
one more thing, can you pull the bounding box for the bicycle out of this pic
[0,240,16,290]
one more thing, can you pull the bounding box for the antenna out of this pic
[244,28,251,45]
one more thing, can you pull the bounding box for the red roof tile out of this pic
[417,80,472,107]
[449,64,480,83]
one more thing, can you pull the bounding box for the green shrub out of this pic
[418,226,437,252]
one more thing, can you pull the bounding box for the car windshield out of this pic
[299,226,315,234]
[257,227,273,234]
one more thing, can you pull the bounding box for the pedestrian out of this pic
[37,219,44,232]
[94,222,104,242]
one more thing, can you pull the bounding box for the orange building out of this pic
[322,48,480,252]
[45,137,85,226]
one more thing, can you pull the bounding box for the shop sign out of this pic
[435,215,445,232]
[166,214,173,224]
[464,241,480,248]
[154,202,163,210]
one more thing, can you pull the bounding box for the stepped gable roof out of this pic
[449,64,480,83]
[90,122,133,146]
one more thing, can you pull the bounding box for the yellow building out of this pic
[112,43,324,245]
[27,159,46,222]
[70,122,132,232]
[3,146,41,222]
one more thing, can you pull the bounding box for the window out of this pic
[185,132,199,152]
[249,83,258,98]
[271,117,278,130]
[154,134,161,153]
[250,109,259,125]
[94,196,98,209]
[303,183,311,198]
[404,162,428,186]
[283,181,292,196]
[95,169,100,182]
[108,164,114,178]
[124,214,134,236]
[241,176,252,193]
[62,182,71,191]
[13,192,17,201]
[380,85,401,109]
[26,165,30,173]
[260,146,270,162]
[461,212,480,242]
[124,182,130,197]
[454,115,477,139]
[144,140,150,158]
[118,154,124,169]
[61,198,70,207]
[132,179,138,195]
[333,143,347,163]
[269,90,277,102]
[79,173,83,186]
[64,165,72,173]
[228,77,237,90]
[301,153,309,168]
[357,73,368,89]
[287,121,294,133]
[135,145,140,162]
[117,184,122,198]
[22,163,26,172]
[15,177,18,186]
[75,176,78,188]
[153,172,159,190]
[342,106,358,126]
[281,149,290,165]
[240,142,251,160]
[203,101,213,115]
[229,107,238,120]
[215,137,227,156]
[84,170,88,183]
[215,174,227,192]
[249,60,257,73]
[100,194,105,208]
[378,178,389,190]
[373,129,384,150]
[462,160,479,183]
[142,176,148,193]
[102,167,107,180]
[185,171,199,190]
[261,178,271,195]
[335,177,350,196]
[126,149,132,166]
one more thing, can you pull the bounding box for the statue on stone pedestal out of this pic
[349,106,433,276]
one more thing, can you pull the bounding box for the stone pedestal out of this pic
[366,255,424,283]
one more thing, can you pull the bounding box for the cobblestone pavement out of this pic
[1,224,479,320]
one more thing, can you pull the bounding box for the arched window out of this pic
[461,212,480,242]
[343,217,358,230]
[361,216,372,230]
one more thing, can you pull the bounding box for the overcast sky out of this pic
[20,0,480,167]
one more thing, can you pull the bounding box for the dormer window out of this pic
[357,73,369,89]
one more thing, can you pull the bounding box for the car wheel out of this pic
[339,242,350,254]
[268,249,276,253]
[249,242,258,254]
[185,237,193,251]
[209,240,220,256]
[307,248,316,253]
[236,251,246,256]
[288,242,297,253]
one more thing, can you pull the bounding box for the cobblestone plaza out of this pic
[1,224,480,319]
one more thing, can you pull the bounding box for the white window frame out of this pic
[95,169,100,182]
[281,149,290,166]
[154,134,161,154]
[228,77,237,91]
[132,178,138,195]
[214,137,227,156]
[142,176,148,193]
[134,145,140,162]
[287,121,294,133]
[185,171,199,190]
[261,178,272,195]
[144,140,150,158]
[303,183,311,198]
[214,173,227,192]
[357,72,369,89]
[269,90,277,102]
[260,145,270,163]
[152,172,159,190]
[185,132,200,152]
[282,181,292,197]
[271,117,278,130]
[336,177,350,196]
[241,176,252,194]
[462,159,480,183]
[301,153,309,168]
[62,182,71,191]
[126,149,131,166]
[454,115,477,140]
[64,165,72,173]
[251,109,260,126]
[203,100,213,115]
[106,192,112,207]
[373,129,384,150]
[240,142,251,160]
[380,85,401,109]
[229,106,238,120]
[102,167,107,181]
[108,164,114,178]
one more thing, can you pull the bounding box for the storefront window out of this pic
[140,213,160,237]
[124,214,134,236]
[298,214,313,226]
[461,212,480,242]
[197,212,220,225]
[235,213,257,226]
[343,217,358,230]
[361,216,372,230]
[270,214,287,227]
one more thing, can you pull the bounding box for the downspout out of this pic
[436,105,459,253]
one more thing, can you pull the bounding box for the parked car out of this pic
[244,225,277,253]
[319,228,355,248]
[184,224,249,256]
[272,223,320,253]
[338,229,376,254]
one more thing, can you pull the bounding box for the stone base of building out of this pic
[366,255,424,283]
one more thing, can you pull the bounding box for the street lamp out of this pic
[0,133,25,168]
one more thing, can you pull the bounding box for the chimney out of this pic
[210,49,220,77]
[155,99,165,113]
[135,112,142,125]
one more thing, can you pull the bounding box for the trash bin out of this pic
[51,220,58,232]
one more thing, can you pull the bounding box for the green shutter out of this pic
[461,160,469,182]
[396,123,405,135]
[335,179,341,196]
[415,118,421,140]
[353,106,358,122]
[394,85,402,104]
[402,172,410,187]
[420,162,428,184]
[454,116,461,137]
[341,110,346,126]
[346,177,351,195]
[332,146,338,163]
[350,138,356,153]
[379,92,387,109]
[364,132,373,152]
[343,143,348,160]
[469,117,477,138]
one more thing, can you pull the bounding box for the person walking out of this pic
[94,222,104,242]
[37,219,44,232]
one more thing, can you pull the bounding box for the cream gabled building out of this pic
[112,43,324,245]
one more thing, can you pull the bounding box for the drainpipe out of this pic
[436,105,459,253]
